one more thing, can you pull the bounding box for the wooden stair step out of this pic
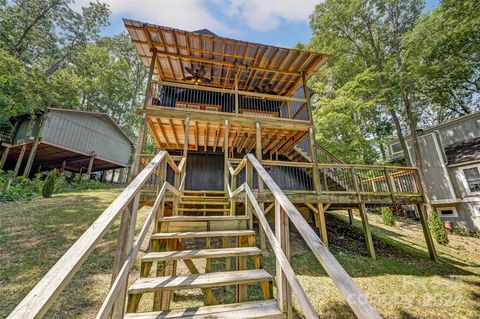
[141,247,262,262]
[128,269,272,294]
[158,215,249,222]
[124,300,285,319]
[179,201,229,205]
[177,207,231,212]
[180,195,228,200]
[151,230,255,239]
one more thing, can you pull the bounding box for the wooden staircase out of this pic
[124,190,284,319]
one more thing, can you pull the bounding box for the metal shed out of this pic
[0,108,134,177]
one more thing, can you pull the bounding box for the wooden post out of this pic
[224,120,229,192]
[61,160,66,172]
[275,199,292,318]
[256,123,267,253]
[110,169,115,183]
[183,117,190,157]
[118,168,125,184]
[131,50,158,179]
[0,146,10,170]
[86,154,95,179]
[301,72,313,123]
[111,192,140,317]
[348,209,354,225]
[234,68,239,116]
[23,116,46,177]
[417,203,438,261]
[358,203,376,259]
[245,161,253,230]
[13,144,27,178]
[316,203,328,246]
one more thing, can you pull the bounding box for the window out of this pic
[390,142,403,155]
[437,207,458,217]
[462,166,480,194]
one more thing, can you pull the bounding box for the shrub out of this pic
[381,207,395,226]
[429,209,449,245]
[0,171,43,201]
[42,171,56,198]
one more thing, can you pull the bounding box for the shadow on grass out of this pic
[0,191,123,318]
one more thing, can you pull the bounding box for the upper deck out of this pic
[125,19,329,155]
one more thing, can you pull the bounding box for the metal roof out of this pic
[124,18,329,96]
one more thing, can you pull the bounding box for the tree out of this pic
[404,0,480,122]
[308,0,420,165]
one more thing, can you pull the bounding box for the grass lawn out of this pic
[1,189,479,318]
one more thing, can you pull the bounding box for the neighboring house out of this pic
[0,108,134,178]
[386,112,480,231]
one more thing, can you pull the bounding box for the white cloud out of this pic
[73,0,319,35]
[73,0,235,34]
[221,0,318,32]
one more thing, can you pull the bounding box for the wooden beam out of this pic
[0,146,10,170]
[86,154,96,178]
[131,50,158,179]
[183,117,190,157]
[13,144,27,178]
[417,204,438,261]
[358,203,375,259]
[224,120,229,192]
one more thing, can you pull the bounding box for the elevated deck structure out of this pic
[8,20,437,319]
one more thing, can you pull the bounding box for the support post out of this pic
[316,203,328,246]
[348,209,354,225]
[86,153,96,179]
[358,203,376,259]
[0,146,10,170]
[61,160,67,172]
[13,144,27,178]
[23,116,46,177]
[183,117,190,157]
[234,68,239,116]
[111,193,140,317]
[302,72,313,123]
[275,199,292,318]
[131,50,158,180]
[110,169,115,183]
[224,120,229,192]
[417,203,438,261]
[256,123,266,253]
[23,141,39,177]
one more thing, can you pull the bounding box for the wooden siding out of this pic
[41,110,132,165]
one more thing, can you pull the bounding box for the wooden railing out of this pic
[8,151,186,319]
[225,155,382,319]
[147,81,309,121]
[318,163,421,196]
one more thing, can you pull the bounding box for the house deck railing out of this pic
[147,81,310,121]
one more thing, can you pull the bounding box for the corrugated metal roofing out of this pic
[124,18,329,96]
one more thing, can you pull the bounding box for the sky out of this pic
[74,0,441,49]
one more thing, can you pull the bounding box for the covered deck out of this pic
[125,19,327,157]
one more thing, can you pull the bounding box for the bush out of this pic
[0,171,43,201]
[429,209,449,245]
[381,207,395,226]
[42,171,56,198]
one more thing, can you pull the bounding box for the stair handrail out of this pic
[225,154,381,319]
[314,141,344,164]
[8,151,180,319]
[96,180,180,318]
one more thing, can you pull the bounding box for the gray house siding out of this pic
[405,133,456,202]
[385,112,480,231]
[42,110,132,165]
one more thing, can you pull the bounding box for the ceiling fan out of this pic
[183,67,211,85]
[254,82,277,95]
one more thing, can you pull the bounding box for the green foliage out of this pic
[308,0,479,162]
[429,210,449,245]
[381,207,395,226]
[42,170,56,198]
[0,171,43,201]
[55,174,114,193]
